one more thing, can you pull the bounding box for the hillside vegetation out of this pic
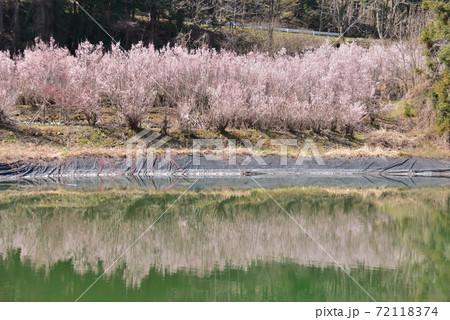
[0,1,448,161]
[0,0,428,52]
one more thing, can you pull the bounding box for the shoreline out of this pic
[1,156,449,180]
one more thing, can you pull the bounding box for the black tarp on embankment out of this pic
[0,156,449,180]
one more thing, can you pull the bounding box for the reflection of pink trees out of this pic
[2,38,424,132]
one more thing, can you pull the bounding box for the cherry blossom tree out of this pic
[0,51,18,123]
[1,38,424,134]
[16,38,74,123]
[70,41,105,126]
[100,43,158,130]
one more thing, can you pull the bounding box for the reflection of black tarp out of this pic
[1,175,449,191]
[0,156,449,180]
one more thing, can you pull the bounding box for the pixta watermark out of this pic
[126,130,325,167]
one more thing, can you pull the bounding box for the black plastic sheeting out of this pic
[0,156,449,180]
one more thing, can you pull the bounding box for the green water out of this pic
[0,181,448,301]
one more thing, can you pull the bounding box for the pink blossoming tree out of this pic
[1,38,425,134]
[0,52,18,123]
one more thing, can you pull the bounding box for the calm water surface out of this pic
[0,177,448,301]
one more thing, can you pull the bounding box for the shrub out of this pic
[70,41,105,126]
[16,38,74,122]
[0,38,425,134]
[100,43,158,130]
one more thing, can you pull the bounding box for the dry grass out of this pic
[322,145,401,158]
[1,131,448,162]
[216,25,377,55]
[1,102,449,162]
[0,143,129,162]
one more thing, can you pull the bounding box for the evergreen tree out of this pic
[421,0,450,133]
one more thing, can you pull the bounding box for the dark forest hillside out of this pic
[0,0,427,52]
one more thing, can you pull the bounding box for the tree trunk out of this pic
[13,0,20,51]
[0,0,4,35]
[319,0,324,31]
[150,3,157,43]
[39,0,46,38]
[375,0,386,39]
[376,10,384,39]
[35,0,53,40]
[268,0,275,50]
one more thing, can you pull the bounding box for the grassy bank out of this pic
[0,113,448,162]
[0,31,447,163]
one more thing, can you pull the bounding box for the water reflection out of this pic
[1,175,450,191]
[0,182,448,301]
